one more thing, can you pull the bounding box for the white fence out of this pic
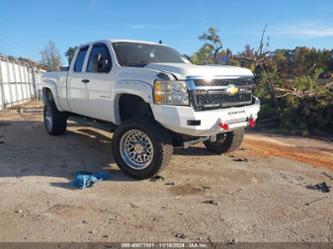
[0,56,43,110]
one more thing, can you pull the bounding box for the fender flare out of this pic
[112,80,153,125]
[42,79,63,111]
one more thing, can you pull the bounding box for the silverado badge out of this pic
[226,84,239,96]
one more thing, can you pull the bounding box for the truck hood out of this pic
[145,63,253,79]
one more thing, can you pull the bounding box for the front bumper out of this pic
[151,96,260,137]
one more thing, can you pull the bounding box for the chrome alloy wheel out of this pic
[119,129,154,170]
[44,106,53,131]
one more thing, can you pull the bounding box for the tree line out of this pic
[190,27,333,136]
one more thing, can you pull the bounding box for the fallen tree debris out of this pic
[199,185,211,190]
[233,157,249,162]
[174,233,186,239]
[322,172,333,181]
[306,182,330,193]
[164,182,175,185]
[149,175,165,182]
[201,200,220,206]
[305,196,329,206]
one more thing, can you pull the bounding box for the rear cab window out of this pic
[73,46,89,72]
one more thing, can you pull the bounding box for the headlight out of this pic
[153,80,189,106]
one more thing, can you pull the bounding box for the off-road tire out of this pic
[203,128,244,154]
[112,118,173,179]
[43,101,67,136]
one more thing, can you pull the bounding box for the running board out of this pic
[68,115,117,132]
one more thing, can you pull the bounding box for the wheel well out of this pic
[42,88,54,104]
[118,94,152,122]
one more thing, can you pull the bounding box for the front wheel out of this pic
[112,118,173,179]
[43,101,67,136]
[203,128,244,154]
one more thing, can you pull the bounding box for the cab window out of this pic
[73,46,88,72]
[86,43,112,73]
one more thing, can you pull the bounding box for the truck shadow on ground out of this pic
[0,120,135,188]
[173,147,214,156]
[0,120,214,189]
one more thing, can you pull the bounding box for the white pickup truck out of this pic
[42,39,260,179]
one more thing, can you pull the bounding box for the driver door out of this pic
[81,42,114,121]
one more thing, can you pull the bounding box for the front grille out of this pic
[194,78,253,87]
[190,77,254,110]
[195,92,252,109]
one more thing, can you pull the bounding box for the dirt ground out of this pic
[0,101,332,242]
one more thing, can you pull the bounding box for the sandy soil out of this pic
[0,101,332,242]
[244,134,333,171]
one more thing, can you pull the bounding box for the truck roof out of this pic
[79,39,167,48]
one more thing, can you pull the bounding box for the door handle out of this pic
[82,79,90,84]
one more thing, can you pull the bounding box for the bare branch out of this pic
[257,24,268,55]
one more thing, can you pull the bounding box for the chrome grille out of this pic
[193,78,253,87]
[196,92,252,108]
[190,77,254,110]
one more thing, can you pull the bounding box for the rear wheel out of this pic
[112,118,173,179]
[204,128,244,154]
[43,101,67,135]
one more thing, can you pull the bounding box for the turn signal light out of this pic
[153,81,162,104]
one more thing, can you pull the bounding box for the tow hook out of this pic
[218,122,229,131]
[248,117,256,128]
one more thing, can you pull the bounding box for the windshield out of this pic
[112,42,185,67]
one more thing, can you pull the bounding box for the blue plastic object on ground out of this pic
[72,171,110,189]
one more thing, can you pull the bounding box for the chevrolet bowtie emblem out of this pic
[226,84,239,96]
